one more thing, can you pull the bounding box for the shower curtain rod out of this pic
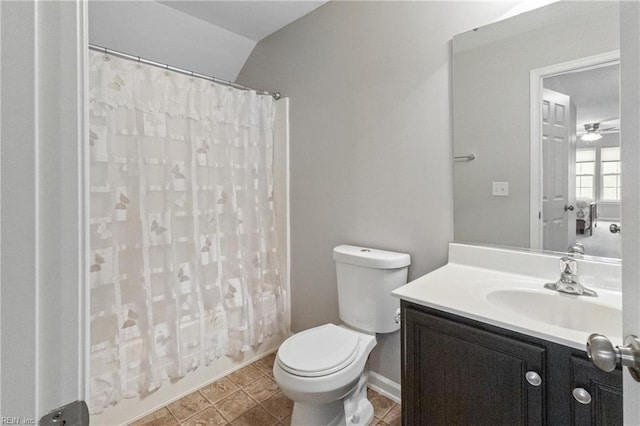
[89,43,281,100]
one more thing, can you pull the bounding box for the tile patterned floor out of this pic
[129,352,401,426]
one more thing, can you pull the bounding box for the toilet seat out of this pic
[277,324,360,377]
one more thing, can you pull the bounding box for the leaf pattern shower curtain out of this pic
[88,51,287,413]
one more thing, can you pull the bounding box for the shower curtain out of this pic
[88,50,288,412]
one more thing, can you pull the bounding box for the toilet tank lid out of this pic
[333,245,411,269]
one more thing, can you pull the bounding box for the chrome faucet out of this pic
[544,248,597,297]
[567,243,585,256]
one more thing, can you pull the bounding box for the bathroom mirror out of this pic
[452,1,621,260]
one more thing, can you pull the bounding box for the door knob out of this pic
[564,204,575,211]
[609,223,621,234]
[586,333,640,381]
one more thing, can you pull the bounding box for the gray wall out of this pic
[89,1,256,81]
[237,1,518,384]
[453,2,619,248]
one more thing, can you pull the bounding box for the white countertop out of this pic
[392,244,623,350]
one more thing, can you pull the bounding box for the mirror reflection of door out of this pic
[542,63,621,258]
[541,88,575,252]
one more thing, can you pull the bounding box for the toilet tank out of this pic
[333,245,411,334]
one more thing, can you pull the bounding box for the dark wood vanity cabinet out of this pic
[571,357,623,425]
[402,305,545,425]
[401,301,623,425]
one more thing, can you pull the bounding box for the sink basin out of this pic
[486,288,621,338]
[392,244,624,350]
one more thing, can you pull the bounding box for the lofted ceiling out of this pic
[90,1,328,82]
[159,1,328,42]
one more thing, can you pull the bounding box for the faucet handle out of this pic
[568,243,585,256]
[559,255,576,269]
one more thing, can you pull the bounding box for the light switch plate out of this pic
[492,181,509,196]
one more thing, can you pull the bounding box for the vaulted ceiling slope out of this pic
[88,1,327,82]
[160,1,328,42]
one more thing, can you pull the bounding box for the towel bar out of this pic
[454,154,475,162]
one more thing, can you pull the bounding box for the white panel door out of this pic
[567,101,577,248]
[1,0,87,420]
[542,88,572,252]
[621,2,640,421]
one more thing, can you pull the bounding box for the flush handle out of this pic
[572,388,592,405]
[525,371,542,386]
[586,333,640,381]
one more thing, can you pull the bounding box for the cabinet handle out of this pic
[525,371,542,386]
[572,387,592,405]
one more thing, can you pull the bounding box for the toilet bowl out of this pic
[273,245,410,426]
[273,324,376,404]
[274,324,376,425]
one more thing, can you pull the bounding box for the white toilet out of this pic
[273,245,410,426]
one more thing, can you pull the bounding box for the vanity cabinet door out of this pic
[570,357,622,425]
[403,307,545,425]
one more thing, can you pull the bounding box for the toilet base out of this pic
[291,400,344,426]
[290,398,374,426]
[344,370,374,426]
[290,370,374,426]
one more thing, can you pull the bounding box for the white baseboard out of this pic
[367,371,401,403]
